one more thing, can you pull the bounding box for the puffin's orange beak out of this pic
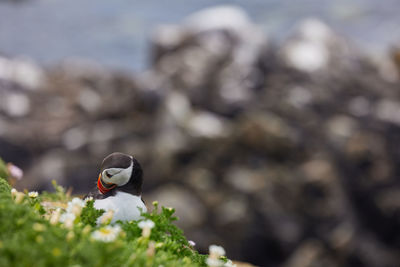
[97,173,116,194]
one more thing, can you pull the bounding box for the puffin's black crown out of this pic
[101,152,133,172]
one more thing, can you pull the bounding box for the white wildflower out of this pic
[189,240,196,247]
[70,197,85,207]
[100,209,114,225]
[60,212,76,223]
[11,188,17,197]
[66,197,85,216]
[28,191,38,198]
[50,208,61,225]
[224,260,236,267]
[91,225,121,242]
[209,245,226,258]
[138,219,155,238]
[14,191,25,204]
[60,212,76,229]
[206,258,224,267]
[84,196,93,202]
[207,244,229,267]
[138,219,155,229]
[146,241,156,257]
[64,219,74,229]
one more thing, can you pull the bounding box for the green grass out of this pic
[0,178,209,267]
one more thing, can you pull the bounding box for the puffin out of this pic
[86,152,147,223]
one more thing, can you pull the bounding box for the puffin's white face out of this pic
[101,162,133,186]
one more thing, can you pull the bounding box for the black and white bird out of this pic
[87,152,147,223]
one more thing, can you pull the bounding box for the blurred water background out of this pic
[1,1,400,267]
[0,0,400,71]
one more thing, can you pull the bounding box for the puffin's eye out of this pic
[105,171,113,178]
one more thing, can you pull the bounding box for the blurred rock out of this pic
[0,56,44,90]
[225,167,266,194]
[281,19,332,73]
[150,5,267,117]
[280,18,356,75]
[392,46,400,73]
[283,240,336,267]
[146,184,206,228]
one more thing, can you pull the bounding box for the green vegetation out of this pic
[0,178,11,193]
[0,177,210,267]
[0,158,9,181]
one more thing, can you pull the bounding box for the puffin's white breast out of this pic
[94,191,147,224]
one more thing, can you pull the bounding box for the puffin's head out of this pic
[97,152,143,195]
